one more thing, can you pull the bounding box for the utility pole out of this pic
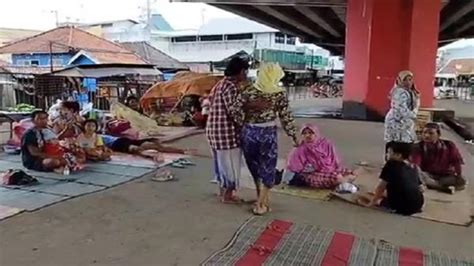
[51,10,59,27]
[146,0,151,27]
[49,41,54,73]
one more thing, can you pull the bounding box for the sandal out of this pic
[252,205,270,216]
[151,170,175,182]
[221,195,245,204]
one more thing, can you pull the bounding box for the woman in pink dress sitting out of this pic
[285,124,356,189]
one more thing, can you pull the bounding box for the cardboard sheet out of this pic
[107,153,189,168]
[0,204,24,220]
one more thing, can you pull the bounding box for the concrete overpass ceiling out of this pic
[440,0,474,40]
[172,0,474,55]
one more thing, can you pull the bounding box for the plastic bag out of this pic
[80,102,93,117]
[48,99,62,121]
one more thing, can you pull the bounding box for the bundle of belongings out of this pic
[110,102,161,137]
[139,72,221,127]
[140,72,221,110]
[1,169,38,186]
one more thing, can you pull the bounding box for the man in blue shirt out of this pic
[21,110,67,171]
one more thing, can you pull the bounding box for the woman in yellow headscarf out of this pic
[235,62,298,215]
[384,70,420,158]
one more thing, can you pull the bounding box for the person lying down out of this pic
[100,133,196,162]
[358,142,424,216]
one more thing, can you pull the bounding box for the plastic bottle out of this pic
[63,166,70,176]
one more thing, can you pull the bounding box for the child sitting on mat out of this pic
[77,119,112,161]
[358,142,424,215]
[42,128,82,174]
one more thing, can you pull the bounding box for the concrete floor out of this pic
[0,117,473,266]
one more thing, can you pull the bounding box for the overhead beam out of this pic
[454,20,474,35]
[212,4,309,40]
[214,4,342,54]
[441,0,474,31]
[294,6,341,37]
[254,6,324,38]
[171,0,346,7]
[331,6,346,23]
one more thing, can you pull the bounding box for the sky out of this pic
[0,0,236,30]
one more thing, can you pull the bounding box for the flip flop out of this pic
[151,170,175,182]
[170,162,186,168]
[178,159,195,166]
[221,196,245,204]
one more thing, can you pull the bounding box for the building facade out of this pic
[150,17,329,72]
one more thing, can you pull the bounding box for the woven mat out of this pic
[332,166,472,226]
[0,154,173,220]
[108,153,189,168]
[203,217,473,266]
[240,160,332,201]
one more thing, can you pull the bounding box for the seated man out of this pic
[100,134,194,161]
[21,110,67,172]
[359,142,424,216]
[412,123,466,194]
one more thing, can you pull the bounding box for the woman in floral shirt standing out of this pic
[384,70,420,159]
[236,63,297,215]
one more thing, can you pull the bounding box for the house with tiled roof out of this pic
[0,26,148,69]
[438,58,474,75]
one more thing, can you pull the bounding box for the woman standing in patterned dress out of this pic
[236,63,298,215]
[384,71,420,159]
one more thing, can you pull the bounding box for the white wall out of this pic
[328,56,344,70]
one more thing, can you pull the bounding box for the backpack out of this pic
[1,169,38,186]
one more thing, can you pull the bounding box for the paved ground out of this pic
[0,116,473,266]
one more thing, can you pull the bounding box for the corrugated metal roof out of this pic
[439,58,474,75]
[0,65,56,75]
[120,41,188,70]
[151,14,174,31]
[198,17,278,35]
[51,65,161,78]
[0,27,41,47]
[169,48,251,63]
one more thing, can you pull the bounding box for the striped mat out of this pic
[203,217,472,266]
[0,153,187,220]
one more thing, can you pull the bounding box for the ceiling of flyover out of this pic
[171,0,474,55]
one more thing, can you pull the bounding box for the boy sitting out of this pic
[358,142,424,215]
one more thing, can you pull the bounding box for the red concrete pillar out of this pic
[342,0,441,120]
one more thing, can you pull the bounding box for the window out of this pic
[172,36,197,43]
[275,32,285,44]
[16,59,40,66]
[226,33,253,41]
[49,58,63,66]
[199,35,223,42]
[16,59,29,66]
[286,35,296,45]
